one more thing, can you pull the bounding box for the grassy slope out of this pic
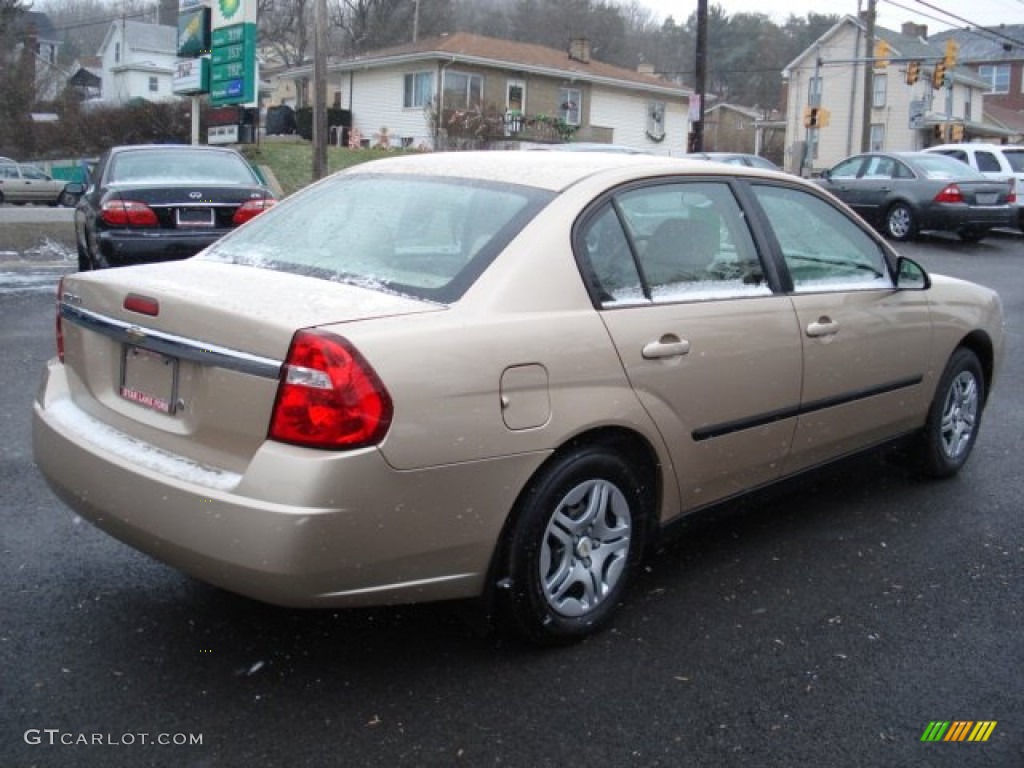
[239,142,405,197]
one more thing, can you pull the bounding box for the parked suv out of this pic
[924,143,1024,231]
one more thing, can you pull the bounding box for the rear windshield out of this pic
[201,173,554,303]
[109,149,260,185]
[913,153,986,180]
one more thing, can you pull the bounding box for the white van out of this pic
[924,143,1024,231]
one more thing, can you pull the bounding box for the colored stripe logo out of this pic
[921,721,997,742]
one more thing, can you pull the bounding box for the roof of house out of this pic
[288,32,688,98]
[983,102,1024,134]
[784,15,986,88]
[706,103,761,119]
[928,25,1024,62]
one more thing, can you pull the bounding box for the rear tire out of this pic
[914,348,985,478]
[500,443,650,645]
[884,202,917,241]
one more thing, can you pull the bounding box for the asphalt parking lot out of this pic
[1,229,1021,767]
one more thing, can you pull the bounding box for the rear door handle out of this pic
[642,336,691,359]
[806,318,840,338]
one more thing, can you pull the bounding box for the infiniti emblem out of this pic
[189,192,203,200]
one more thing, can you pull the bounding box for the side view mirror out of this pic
[818,169,831,181]
[896,255,930,290]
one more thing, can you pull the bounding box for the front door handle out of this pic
[806,317,840,338]
[642,336,691,359]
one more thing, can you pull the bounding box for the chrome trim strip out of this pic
[60,302,282,380]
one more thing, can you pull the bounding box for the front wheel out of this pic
[914,348,986,478]
[500,444,650,644]
[884,202,917,241]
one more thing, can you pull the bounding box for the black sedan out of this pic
[75,145,276,271]
[814,151,1014,242]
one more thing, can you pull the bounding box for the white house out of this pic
[281,33,691,153]
[97,20,178,105]
[782,16,1001,175]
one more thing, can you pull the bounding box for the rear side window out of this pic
[203,173,552,303]
[577,181,769,306]
[975,151,1001,173]
[1001,149,1024,173]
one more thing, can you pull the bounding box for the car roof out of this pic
[340,150,759,192]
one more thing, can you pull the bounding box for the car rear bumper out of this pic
[33,360,544,608]
[921,204,1015,232]
[98,229,231,265]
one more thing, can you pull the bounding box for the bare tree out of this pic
[259,0,313,66]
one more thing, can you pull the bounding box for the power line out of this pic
[884,0,1024,48]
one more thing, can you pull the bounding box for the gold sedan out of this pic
[33,152,1004,644]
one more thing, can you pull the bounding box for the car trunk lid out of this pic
[55,260,441,474]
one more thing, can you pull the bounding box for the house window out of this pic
[149,77,158,93]
[977,64,1009,94]
[442,71,483,110]
[403,71,434,108]
[646,100,666,140]
[559,87,582,126]
[872,74,887,108]
[869,123,885,152]
[964,92,972,122]
[808,76,822,107]
[114,42,120,63]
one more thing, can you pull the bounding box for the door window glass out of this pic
[752,184,892,292]
[578,182,769,305]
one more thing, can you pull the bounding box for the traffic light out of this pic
[944,39,959,69]
[874,39,892,69]
[803,106,830,129]
[931,61,947,89]
[906,60,921,85]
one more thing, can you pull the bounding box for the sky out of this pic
[638,0,1024,32]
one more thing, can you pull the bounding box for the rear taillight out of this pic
[933,184,963,204]
[1007,179,1017,205]
[269,330,392,450]
[232,198,276,226]
[101,200,159,227]
[56,277,65,363]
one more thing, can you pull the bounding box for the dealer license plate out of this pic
[176,207,215,227]
[120,345,179,414]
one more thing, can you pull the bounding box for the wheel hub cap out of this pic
[539,478,632,618]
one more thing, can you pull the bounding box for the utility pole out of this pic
[312,0,328,181]
[692,0,708,152]
[860,0,876,152]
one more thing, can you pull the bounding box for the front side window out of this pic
[403,71,434,109]
[443,71,482,110]
[559,87,582,126]
[751,184,891,293]
[977,63,1010,93]
[830,156,864,179]
[577,181,768,305]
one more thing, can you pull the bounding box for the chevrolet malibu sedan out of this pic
[34,152,1004,644]
[74,144,276,271]
[815,151,1015,242]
